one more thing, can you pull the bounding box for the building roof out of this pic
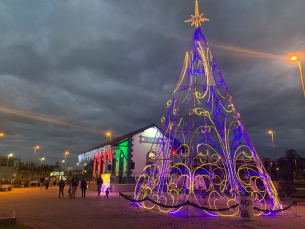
[81,124,158,155]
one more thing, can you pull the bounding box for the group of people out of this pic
[58,174,109,199]
[40,175,50,191]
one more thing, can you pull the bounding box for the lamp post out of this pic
[64,151,69,160]
[291,56,305,98]
[6,153,13,180]
[39,157,45,175]
[31,146,39,180]
[268,131,279,180]
[107,132,111,141]
[60,160,65,180]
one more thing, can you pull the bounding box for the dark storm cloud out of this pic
[0,0,304,167]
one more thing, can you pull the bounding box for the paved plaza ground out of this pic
[1,185,305,229]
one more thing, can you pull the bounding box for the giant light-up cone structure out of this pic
[134,1,282,217]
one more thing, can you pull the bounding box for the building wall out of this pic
[90,126,163,183]
[131,127,163,176]
[0,156,20,180]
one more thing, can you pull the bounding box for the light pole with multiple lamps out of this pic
[268,130,279,180]
[291,56,305,98]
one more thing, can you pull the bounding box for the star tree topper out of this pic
[185,0,209,28]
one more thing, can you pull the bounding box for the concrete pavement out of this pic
[0,185,304,229]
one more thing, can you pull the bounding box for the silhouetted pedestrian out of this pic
[68,180,72,197]
[45,176,50,191]
[71,174,79,199]
[81,177,87,198]
[97,175,103,197]
[104,188,109,199]
[59,179,65,198]
[40,176,45,190]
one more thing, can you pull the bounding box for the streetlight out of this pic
[107,132,111,141]
[40,157,45,164]
[63,151,69,160]
[7,153,13,166]
[268,130,279,180]
[60,160,65,180]
[31,146,39,180]
[40,157,45,174]
[291,56,305,98]
[6,153,13,180]
[0,133,4,137]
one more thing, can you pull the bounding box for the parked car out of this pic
[0,180,11,185]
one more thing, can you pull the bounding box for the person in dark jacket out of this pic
[58,179,65,198]
[97,175,103,197]
[81,177,87,198]
[71,174,79,199]
[40,176,45,190]
[45,176,50,191]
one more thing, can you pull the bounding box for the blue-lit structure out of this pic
[134,2,282,217]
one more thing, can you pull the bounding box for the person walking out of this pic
[104,188,109,199]
[40,176,45,190]
[59,179,65,198]
[68,180,72,198]
[97,175,103,197]
[71,174,79,199]
[45,176,50,191]
[81,177,87,198]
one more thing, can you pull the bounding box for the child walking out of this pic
[104,188,109,199]
[68,180,72,198]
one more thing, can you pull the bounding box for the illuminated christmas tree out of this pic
[134,1,282,216]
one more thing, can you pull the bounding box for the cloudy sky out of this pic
[0,0,304,168]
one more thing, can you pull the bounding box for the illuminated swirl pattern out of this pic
[134,27,282,216]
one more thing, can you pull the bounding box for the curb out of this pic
[0,217,17,226]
